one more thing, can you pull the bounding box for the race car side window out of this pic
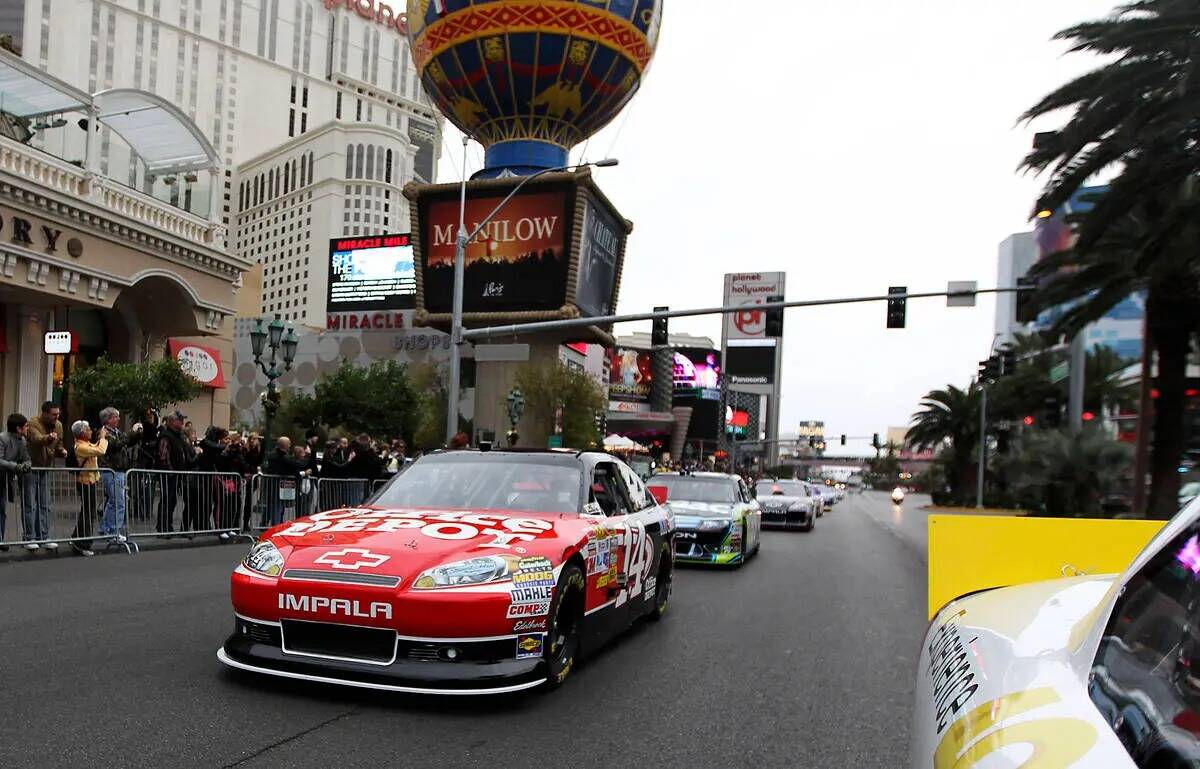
[737,479,751,504]
[591,463,632,517]
[618,463,652,511]
[1089,520,1200,766]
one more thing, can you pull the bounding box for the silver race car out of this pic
[754,479,816,531]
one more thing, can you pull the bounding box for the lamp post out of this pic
[250,314,299,465]
[505,386,525,447]
[445,147,618,443]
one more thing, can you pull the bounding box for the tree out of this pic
[514,362,606,449]
[313,361,422,443]
[266,390,321,443]
[407,363,470,451]
[1020,1,1200,518]
[1001,428,1134,517]
[70,356,202,421]
[907,384,980,502]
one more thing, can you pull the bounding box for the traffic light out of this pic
[1001,347,1017,376]
[652,306,669,346]
[1022,415,1035,427]
[840,434,846,446]
[871,433,880,450]
[1015,275,1037,323]
[1043,395,1062,428]
[980,356,1000,382]
[887,286,906,329]
[764,295,784,337]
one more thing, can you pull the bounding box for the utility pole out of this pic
[1067,332,1086,432]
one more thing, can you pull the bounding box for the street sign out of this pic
[548,435,563,448]
[946,281,977,307]
[1050,361,1069,384]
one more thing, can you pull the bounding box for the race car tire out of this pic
[544,563,585,689]
[647,546,672,621]
[816,506,823,518]
[803,508,815,532]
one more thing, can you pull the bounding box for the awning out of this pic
[0,55,88,118]
[93,89,218,174]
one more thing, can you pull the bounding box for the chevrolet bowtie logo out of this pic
[313,548,390,571]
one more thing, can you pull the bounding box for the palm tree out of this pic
[1085,345,1137,415]
[1003,428,1134,517]
[1020,1,1200,518]
[908,384,981,501]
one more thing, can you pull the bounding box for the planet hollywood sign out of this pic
[323,0,407,35]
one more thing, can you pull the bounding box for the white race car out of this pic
[912,501,1200,767]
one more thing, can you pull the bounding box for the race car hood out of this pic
[666,501,736,521]
[912,574,1133,768]
[265,506,587,583]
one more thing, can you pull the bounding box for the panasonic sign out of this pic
[278,594,393,620]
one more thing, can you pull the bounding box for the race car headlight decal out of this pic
[412,555,521,589]
[243,541,284,577]
[698,519,729,532]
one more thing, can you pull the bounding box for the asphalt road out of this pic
[0,492,926,769]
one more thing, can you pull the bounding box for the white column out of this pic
[84,106,101,175]
[16,308,49,416]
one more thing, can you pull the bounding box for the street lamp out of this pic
[445,145,619,443]
[250,314,299,465]
[505,386,525,447]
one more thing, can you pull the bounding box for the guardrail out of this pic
[125,469,248,544]
[0,467,133,554]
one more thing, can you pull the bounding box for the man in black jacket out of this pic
[154,411,193,532]
[97,406,139,542]
[264,437,308,526]
[0,413,32,550]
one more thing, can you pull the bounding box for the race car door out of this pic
[583,461,656,643]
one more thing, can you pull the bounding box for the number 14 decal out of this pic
[615,520,654,608]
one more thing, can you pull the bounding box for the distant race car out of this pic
[810,482,838,511]
[911,497,1200,767]
[218,449,674,695]
[753,479,816,531]
[649,472,760,566]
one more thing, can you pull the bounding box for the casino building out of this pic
[5,0,442,328]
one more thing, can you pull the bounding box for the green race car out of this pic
[647,472,761,566]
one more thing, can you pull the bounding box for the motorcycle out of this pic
[891,487,905,505]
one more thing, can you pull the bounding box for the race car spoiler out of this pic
[927,514,1166,619]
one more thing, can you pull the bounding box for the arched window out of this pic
[365,145,375,180]
[307,152,314,185]
[345,145,354,179]
[385,149,393,184]
[282,163,290,195]
[354,143,365,178]
[291,159,297,191]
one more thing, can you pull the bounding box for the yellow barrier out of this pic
[927,514,1166,619]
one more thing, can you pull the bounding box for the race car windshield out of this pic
[756,481,807,497]
[371,457,582,513]
[653,476,737,503]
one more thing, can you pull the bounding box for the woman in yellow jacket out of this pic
[70,420,108,557]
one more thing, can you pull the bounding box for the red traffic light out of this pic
[1022,415,1035,426]
[1082,411,1096,422]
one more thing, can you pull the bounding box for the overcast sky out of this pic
[437,1,1111,455]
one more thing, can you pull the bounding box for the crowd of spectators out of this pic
[0,400,417,556]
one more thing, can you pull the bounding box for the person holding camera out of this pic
[97,406,139,543]
[70,420,109,557]
[0,413,33,551]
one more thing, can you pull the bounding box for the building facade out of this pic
[994,231,1036,346]
[13,0,441,327]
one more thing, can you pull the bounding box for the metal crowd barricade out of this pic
[0,467,133,554]
[125,469,250,543]
[314,477,375,513]
[250,473,317,533]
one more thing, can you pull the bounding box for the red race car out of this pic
[218,449,675,695]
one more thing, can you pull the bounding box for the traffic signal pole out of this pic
[459,286,1031,341]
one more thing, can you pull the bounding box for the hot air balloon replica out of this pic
[405,0,663,176]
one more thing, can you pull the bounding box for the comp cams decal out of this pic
[277,510,553,550]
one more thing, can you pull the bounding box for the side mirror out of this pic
[648,485,669,506]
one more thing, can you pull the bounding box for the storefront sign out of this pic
[0,212,83,257]
[326,312,407,331]
[722,272,786,342]
[324,0,407,35]
[168,339,225,388]
[609,401,650,414]
[392,332,452,351]
[43,331,74,354]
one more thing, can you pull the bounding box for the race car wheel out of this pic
[648,547,672,621]
[544,564,585,689]
[803,509,815,532]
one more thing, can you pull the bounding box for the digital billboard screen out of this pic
[327,234,415,312]
[575,194,623,318]
[420,187,573,313]
[673,348,721,391]
[726,343,776,386]
[609,346,652,403]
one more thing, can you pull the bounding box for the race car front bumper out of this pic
[218,614,546,695]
